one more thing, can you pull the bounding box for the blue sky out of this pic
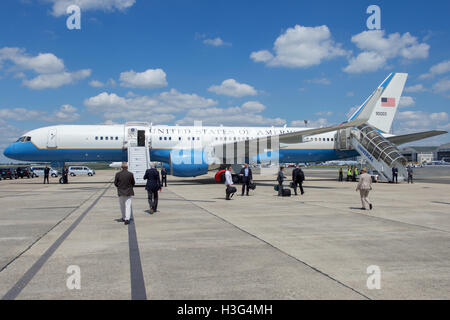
[1,0,450,161]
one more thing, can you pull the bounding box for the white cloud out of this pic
[346,91,355,97]
[208,79,257,97]
[343,51,386,74]
[404,84,427,93]
[203,37,231,47]
[0,104,79,122]
[343,30,430,73]
[44,0,136,17]
[119,68,168,89]
[419,60,450,79]
[176,101,285,126]
[0,47,64,74]
[84,89,218,122]
[314,111,333,116]
[0,47,91,89]
[250,50,274,63]
[250,25,348,68]
[0,108,44,121]
[89,80,104,87]
[432,78,450,93]
[48,104,80,122]
[306,77,331,85]
[23,69,91,89]
[291,118,329,128]
[398,96,416,108]
[395,110,449,135]
[0,120,25,162]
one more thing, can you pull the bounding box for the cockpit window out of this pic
[16,136,31,143]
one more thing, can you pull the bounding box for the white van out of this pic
[69,166,95,176]
[30,166,59,177]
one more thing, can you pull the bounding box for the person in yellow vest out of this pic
[346,167,352,181]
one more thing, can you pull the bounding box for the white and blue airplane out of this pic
[3,73,447,177]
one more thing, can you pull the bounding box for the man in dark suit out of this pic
[63,166,69,184]
[292,164,305,195]
[161,166,168,187]
[392,166,398,183]
[144,164,161,214]
[43,166,50,184]
[239,163,253,196]
[114,162,135,225]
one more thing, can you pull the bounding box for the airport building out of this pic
[400,143,450,163]
[400,146,438,163]
[437,143,450,162]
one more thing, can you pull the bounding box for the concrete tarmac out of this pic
[0,168,449,300]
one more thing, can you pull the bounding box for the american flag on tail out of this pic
[381,97,395,107]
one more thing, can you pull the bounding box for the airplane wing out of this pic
[211,118,367,163]
[277,118,366,144]
[387,130,448,146]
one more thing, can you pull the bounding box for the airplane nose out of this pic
[3,144,14,159]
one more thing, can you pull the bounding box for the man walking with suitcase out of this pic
[225,166,235,200]
[277,166,286,196]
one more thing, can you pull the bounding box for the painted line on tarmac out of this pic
[431,201,450,206]
[2,182,112,300]
[127,219,147,300]
[167,188,371,300]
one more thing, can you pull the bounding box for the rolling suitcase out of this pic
[282,188,291,197]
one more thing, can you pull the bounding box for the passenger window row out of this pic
[95,136,119,141]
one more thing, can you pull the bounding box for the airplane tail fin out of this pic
[348,73,408,133]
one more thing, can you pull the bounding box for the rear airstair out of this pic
[124,122,151,185]
[336,124,408,182]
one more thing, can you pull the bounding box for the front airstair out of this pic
[125,123,151,185]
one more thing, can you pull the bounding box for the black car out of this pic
[16,167,33,178]
[0,168,17,179]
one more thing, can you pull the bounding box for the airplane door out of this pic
[47,128,57,148]
[137,130,146,147]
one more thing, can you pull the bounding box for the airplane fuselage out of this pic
[4,124,360,167]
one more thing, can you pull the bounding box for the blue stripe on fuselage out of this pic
[4,142,359,165]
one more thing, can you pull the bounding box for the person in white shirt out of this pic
[356,168,373,210]
[225,166,235,200]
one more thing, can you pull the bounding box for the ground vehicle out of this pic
[68,166,95,176]
[1,168,17,179]
[215,169,242,183]
[368,170,379,183]
[16,167,33,178]
[30,166,59,177]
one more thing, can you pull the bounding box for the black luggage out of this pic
[249,182,256,190]
[282,188,291,197]
[289,181,295,189]
[226,186,237,194]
